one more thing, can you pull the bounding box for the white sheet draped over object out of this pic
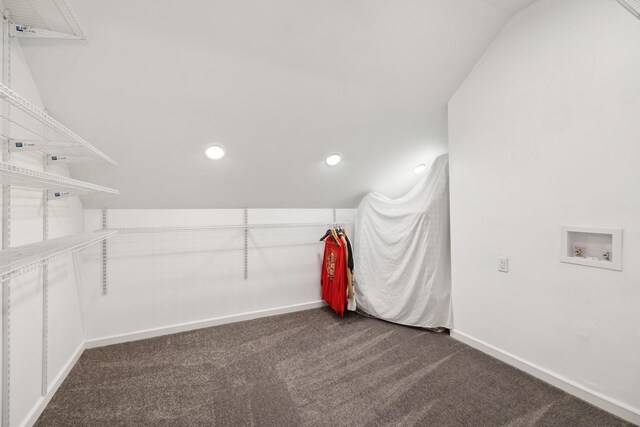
[354,154,451,328]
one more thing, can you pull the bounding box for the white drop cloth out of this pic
[354,154,451,328]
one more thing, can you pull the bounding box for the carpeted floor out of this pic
[36,308,632,426]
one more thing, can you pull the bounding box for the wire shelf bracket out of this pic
[0,231,118,281]
[616,0,640,18]
[4,0,88,40]
[0,84,117,165]
[0,161,119,199]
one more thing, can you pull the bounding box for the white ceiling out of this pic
[19,0,533,208]
[483,0,539,16]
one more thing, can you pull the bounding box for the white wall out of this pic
[81,208,356,342]
[448,0,640,423]
[0,31,86,427]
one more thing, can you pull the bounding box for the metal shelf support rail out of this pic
[243,208,248,280]
[102,208,108,295]
[1,278,9,427]
[2,11,12,426]
[41,158,49,397]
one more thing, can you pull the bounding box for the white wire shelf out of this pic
[3,0,88,39]
[0,161,119,199]
[0,83,117,165]
[111,222,352,234]
[616,0,640,18]
[0,231,117,280]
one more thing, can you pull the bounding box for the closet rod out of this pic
[109,222,352,234]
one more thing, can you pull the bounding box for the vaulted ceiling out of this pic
[19,0,536,208]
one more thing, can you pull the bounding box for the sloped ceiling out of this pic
[19,0,533,208]
[483,0,539,16]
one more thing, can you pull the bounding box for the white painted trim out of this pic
[85,300,326,349]
[20,342,85,427]
[451,330,640,425]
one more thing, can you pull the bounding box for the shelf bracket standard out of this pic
[1,277,10,427]
[2,143,9,250]
[2,12,12,427]
[1,16,10,251]
[41,158,49,397]
[102,208,108,295]
[243,208,248,280]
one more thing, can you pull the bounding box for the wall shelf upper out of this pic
[0,161,119,199]
[0,230,117,280]
[0,83,117,165]
[3,0,88,40]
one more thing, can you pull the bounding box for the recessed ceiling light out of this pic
[325,153,342,166]
[205,145,225,160]
[414,164,426,174]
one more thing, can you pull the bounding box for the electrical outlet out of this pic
[498,256,509,273]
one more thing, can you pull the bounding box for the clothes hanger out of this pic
[320,228,340,245]
[330,227,340,244]
[319,229,333,242]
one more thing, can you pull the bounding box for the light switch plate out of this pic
[498,256,509,272]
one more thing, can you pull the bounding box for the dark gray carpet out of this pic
[36,308,632,426]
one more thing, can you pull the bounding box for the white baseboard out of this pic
[85,300,326,349]
[450,329,640,425]
[21,342,85,427]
